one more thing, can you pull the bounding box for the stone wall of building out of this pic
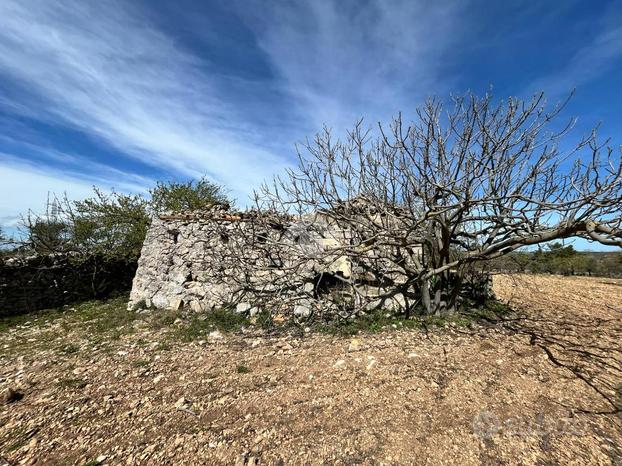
[128,205,423,315]
[128,207,346,313]
[0,254,137,317]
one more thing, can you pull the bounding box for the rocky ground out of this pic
[1,275,621,465]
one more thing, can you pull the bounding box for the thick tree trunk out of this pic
[422,278,432,314]
[421,271,462,316]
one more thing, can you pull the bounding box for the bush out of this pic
[149,178,229,213]
[71,189,150,259]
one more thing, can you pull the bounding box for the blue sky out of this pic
[1,0,621,250]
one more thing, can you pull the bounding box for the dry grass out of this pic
[0,275,621,465]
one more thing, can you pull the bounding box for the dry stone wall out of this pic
[128,206,352,313]
[0,254,136,317]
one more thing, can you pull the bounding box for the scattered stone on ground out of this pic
[0,275,621,464]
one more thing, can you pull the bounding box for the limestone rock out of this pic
[236,302,252,314]
[293,304,312,318]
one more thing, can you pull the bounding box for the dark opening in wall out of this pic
[169,230,180,244]
[312,272,349,296]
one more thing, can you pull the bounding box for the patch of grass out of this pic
[0,294,135,340]
[132,359,149,368]
[316,311,422,336]
[0,308,64,333]
[171,316,210,342]
[75,296,138,336]
[314,300,512,336]
[165,308,248,342]
[4,425,39,452]
[463,299,513,321]
[255,309,275,330]
[6,433,27,452]
[148,308,182,330]
[204,308,247,332]
[420,314,472,328]
[236,364,250,374]
[7,438,26,452]
[57,377,88,389]
[155,341,171,351]
[130,298,157,311]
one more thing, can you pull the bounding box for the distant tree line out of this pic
[488,242,622,277]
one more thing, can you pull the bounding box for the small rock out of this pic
[293,304,311,318]
[276,340,293,351]
[170,297,184,311]
[208,330,223,340]
[347,339,363,352]
[2,387,24,404]
[333,359,346,369]
[236,302,252,314]
[174,396,190,409]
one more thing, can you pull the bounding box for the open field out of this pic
[1,275,621,465]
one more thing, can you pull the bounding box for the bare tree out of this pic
[227,92,622,317]
[0,227,14,254]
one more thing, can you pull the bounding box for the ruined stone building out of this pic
[129,203,424,317]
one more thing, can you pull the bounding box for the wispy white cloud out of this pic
[0,146,152,194]
[525,17,622,99]
[0,0,466,228]
[0,154,137,229]
[242,0,464,130]
[0,0,289,202]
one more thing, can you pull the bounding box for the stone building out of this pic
[128,203,424,316]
